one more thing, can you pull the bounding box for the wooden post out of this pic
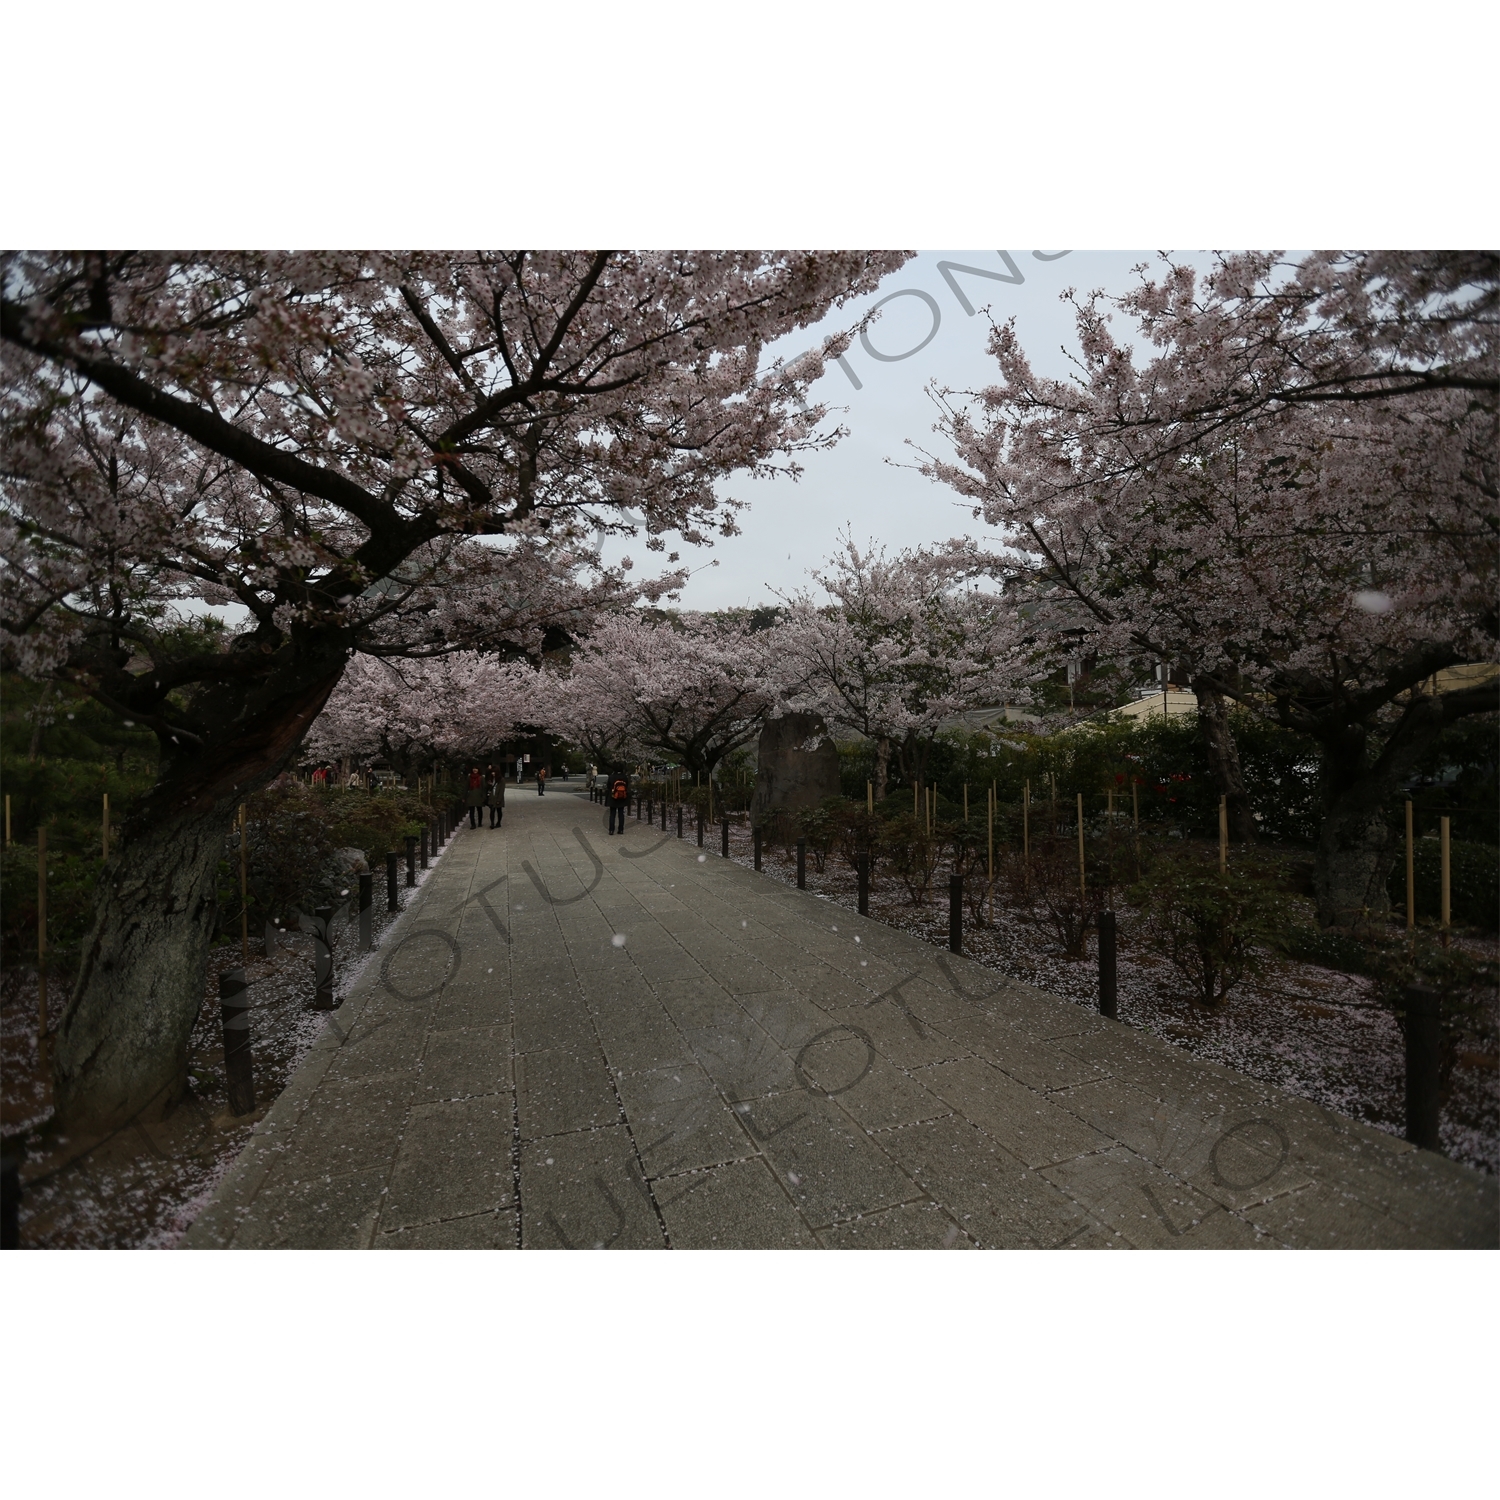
[754,825,763,871]
[948,873,963,954]
[796,839,807,890]
[239,803,249,968]
[1022,780,1031,894]
[404,835,417,886]
[963,783,968,822]
[1405,799,1415,932]
[867,780,873,815]
[913,783,918,819]
[1219,795,1228,875]
[1077,792,1086,899]
[1049,771,1057,833]
[37,826,48,1053]
[1440,815,1451,944]
[1132,780,1140,880]
[989,779,996,925]
[102,792,110,860]
[386,851,400,911]
[4,793,10,845]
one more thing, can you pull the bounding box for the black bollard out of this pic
[858,852,869,915]
[677,804,683,839]
[1404,983,1442,1152]
[647,795,653,825]
[949,873,963,954]
[697,805,704,847]
[420,828,429,870]
[754,825,763,871]
[312,906,337,1010]
[796,839,807,889]
[219,968,256,1115]
[2,1137,25,1249]
[359,872,373,951]
[386,851,400,912]
[721,818,730,857]
[636,795,641,821]
[404,835,417,887]
[1098,909,1118,1018]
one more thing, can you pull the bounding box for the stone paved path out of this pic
[185,785,1498,1249]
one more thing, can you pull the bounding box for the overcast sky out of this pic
[624,249,1219,611]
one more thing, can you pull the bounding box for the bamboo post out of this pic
[1106,786,1115,897]
[102,792,110,860]
[867,780,873,815]
[4,793,9,845]
[1132,780,1140,880]
[987,784,994,885]
[1077,792,1086,899]
[1440,815,1451,944]
[963,783,969,822]
[1023,780,1031,894]
[239,803,249,968]
[1050,772,1057,834]
[37,826,48,1053]
[1219,795,1228,875]
[913,783,919,819]
[1405,799,1415,932]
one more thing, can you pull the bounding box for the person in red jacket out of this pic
[607,769,629,835]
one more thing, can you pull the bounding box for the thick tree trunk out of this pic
[874,737,891,802]
[52,663,343,1130]
[53,801,234,1128]
[1313,786,1395,931]
[1193,680,1256,842]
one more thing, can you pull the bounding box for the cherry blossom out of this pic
[921,250,1498,926]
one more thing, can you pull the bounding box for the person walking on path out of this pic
[536,765,548,796]
[487,766,505,827]
[607,769,630,834]
[466,766,484,828]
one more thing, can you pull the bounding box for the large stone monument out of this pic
[749,713,841,827]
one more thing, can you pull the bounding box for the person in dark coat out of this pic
[486,765,505,827]
[466,766,484,828]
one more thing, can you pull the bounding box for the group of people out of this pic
[466,765,507,828]
[465,761,557,827]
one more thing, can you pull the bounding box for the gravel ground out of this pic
[718,821,1499,1176]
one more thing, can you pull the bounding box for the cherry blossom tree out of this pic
[923,250,1498,928]
[305,651,536,771]
[533,611,777,778]
[0,249,909,1127]
[768,534,1025,798]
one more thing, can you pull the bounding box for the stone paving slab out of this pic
[185,784,1499,1250]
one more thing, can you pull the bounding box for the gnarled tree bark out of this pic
[53,662,344,1131]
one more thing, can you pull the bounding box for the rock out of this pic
[332,847,369,875]
[749,713,841,827]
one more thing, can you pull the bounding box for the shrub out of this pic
[1005,836,1102,958]
[1128,855,1289,1005]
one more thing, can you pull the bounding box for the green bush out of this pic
[1128,855,1290,1005]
